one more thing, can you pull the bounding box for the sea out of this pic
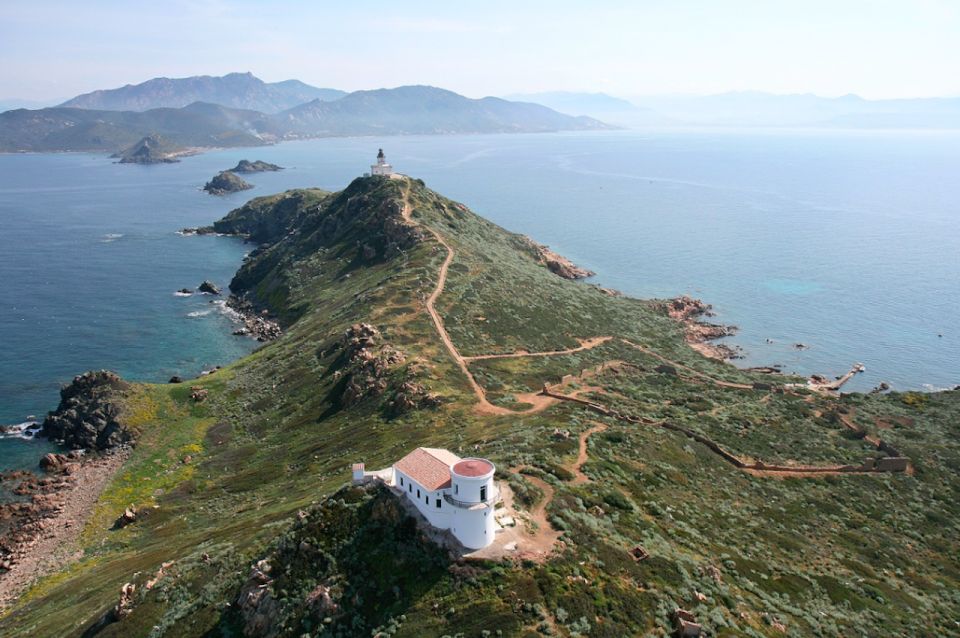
[2,129,958,471]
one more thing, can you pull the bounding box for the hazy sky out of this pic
[2,0,958,101]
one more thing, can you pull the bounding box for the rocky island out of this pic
[113,134,181,164]
[202,170,253,195]
[2,175,957,638]
[229,159,283,173]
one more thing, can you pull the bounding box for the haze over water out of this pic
[2,129,958,468]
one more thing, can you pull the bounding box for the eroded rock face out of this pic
[40,371,132,450]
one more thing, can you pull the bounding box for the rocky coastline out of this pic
[0,370,136,607]
[226,295,282,342]
[521,236,595,280]
[664,295,741,360]
[0,449,129,609]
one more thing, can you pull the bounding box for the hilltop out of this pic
[0,176,957,637]
[113,134,182,164]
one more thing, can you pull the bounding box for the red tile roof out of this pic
[452,459,494,477]
[394,448,461,491]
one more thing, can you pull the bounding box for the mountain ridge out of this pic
[59,72,346,113]
[0,86,612,153]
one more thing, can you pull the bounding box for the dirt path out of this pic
[399,181,609,417]
[0,450,129,611]
[509,468,563,556]
[401,184,513,415]
[463,336,612,362]
[571,423,608,484]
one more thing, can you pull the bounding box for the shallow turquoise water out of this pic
[2,129,958,469]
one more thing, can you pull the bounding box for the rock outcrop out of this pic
[197,280,221,295]
[113,134,180,164]
[338,324,406,407]
[227,296,282,342]
[203,171,253,195]
[39,371,132,450]
[521,236,595,279]
[663,295,739,360]
[230,159,283,173]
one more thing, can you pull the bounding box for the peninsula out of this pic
[1,169,957,637]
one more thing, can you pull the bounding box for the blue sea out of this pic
[2,129,958,470]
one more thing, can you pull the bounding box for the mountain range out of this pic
[59,72,345,113]
[515,90,960,129]
[0,77,611,154]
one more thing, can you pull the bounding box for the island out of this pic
[112,134,181,164]
[202,171,253,195]
[1,171,956,638]
[229,159,283,173]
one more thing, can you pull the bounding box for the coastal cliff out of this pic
[3,176,958,637]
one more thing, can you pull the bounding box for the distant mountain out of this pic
[507,91,638,114]
[631,91,960,128]
[0,102,269,152]
[271,86,613,136]
[59,72,346,114]
[0,97,65,112]
[0,86,611,153]
[505,91,668,127]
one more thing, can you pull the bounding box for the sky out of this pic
[1,0,959,102]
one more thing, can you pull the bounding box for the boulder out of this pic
[197,280,221,295]
[113,506,138,529]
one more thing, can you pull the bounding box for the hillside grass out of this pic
[3,176,958,637]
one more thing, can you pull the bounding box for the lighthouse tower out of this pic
[370,148,394,176]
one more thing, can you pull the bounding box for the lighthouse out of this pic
[370,148,394,177]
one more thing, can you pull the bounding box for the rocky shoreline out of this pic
[226,295,282,342]
[664,295,741,360]
[0,448,130,609]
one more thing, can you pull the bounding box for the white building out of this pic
[370,148,394,176]
[353,447,498,549]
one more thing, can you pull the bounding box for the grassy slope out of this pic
[2,177,958,637]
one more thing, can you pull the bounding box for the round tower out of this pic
[449,458,497,549]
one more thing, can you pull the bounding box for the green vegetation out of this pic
[2,176,958,637]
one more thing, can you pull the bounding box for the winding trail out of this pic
[400,182,609,416]
[397,182,908,479]
[571,423,608,484]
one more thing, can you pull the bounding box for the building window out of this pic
[436,498,441,508]
[454,484,459,495]
[480,485,487,502]
[425,494,429,504]
[408,483,412,493]
[417,489,420,498]
[400,477,404,486]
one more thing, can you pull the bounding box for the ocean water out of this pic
[2,129,958,469]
